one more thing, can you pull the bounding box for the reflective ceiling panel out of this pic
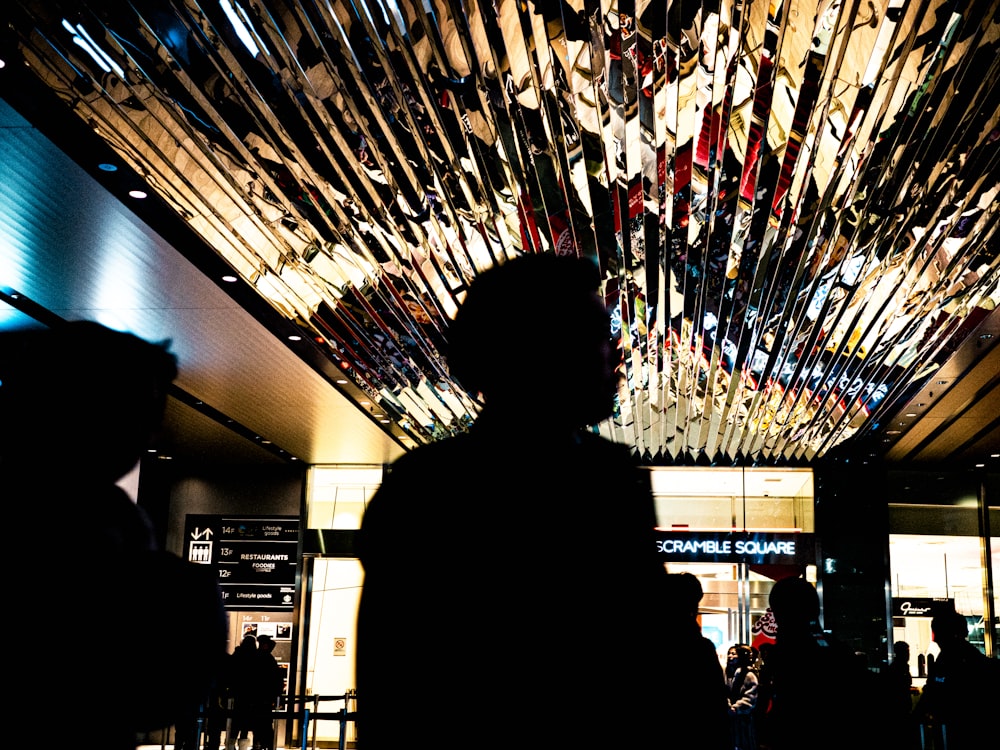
[3,0,998,464]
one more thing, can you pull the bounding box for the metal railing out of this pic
[162,690,358,750]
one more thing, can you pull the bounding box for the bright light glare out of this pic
[220,1,261,57]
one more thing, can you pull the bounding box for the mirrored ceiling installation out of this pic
[5,0,998,464]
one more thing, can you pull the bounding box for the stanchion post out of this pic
[311,696,321,750]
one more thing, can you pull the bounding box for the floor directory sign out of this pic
[184,514,300,610]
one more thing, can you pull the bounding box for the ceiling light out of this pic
[287,334,302,341]
[221,275,238,283]
[128,190,147,199]
[98,163,117,172]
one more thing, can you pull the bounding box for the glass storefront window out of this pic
[649,467,815,662]
[307,465,384,529]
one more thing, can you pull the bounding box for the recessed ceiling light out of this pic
[98,163,117,171]
[221,275,238,282]
[336,378,348,384]
[128,189,147,199]
[905,412,917,417]
[287,334,302,341]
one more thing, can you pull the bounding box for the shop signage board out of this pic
[653,530,815,565]
[891,597,953,618]
[184,514,300,610]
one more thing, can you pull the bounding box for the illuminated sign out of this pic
[654,531,814,564]
[892,597,953,618]
[185,514,300,611]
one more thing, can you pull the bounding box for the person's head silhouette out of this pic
[0,320,177,483]
[768,576,821,632]
[446,252,618,429]
[664,571,705,618]
[257,634,276,653]
[930,610,969,650]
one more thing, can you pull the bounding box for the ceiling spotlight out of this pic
[287,334,302,341]
[221,275,238,282]
[128,189,147,199]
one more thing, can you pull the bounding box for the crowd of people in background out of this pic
[5,258,996,750]
[187,633,285,750]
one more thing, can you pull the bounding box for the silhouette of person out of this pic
[0,321,227,750]
[249,634,284,750]
[726,643,759,750]
[661,572,731,750]
[914,609,999,750]
[201,669,228,750]
[226,634,260,750]
[356,253,674,750]
[762,576,884,750]
[882,640,919,750]
[753,640,775,747]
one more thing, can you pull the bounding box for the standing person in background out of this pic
[226,634,259,750]
[753,641,775,748]
[725,644,759,750]
[0,321,228,750]
[883,641,920,750]
[762,576,885,750]
[914,609,999,750]
[661,572,731,750]
[356,253,675,750]
[249,635,285,750]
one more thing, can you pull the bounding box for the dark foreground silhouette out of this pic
[1,321,227,750]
